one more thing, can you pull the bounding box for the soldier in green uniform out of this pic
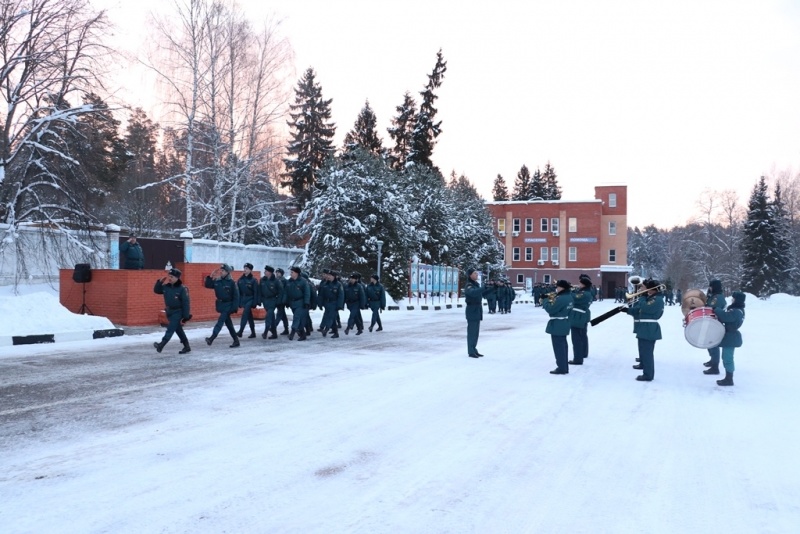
[236,263,259,338]
[568,274,593,365]
[485,279,498,314]
[319,269,345,338]
[464,268,491,358]
[259,265,283,339]
[153,268,192,354]
[344,273,367,335]
[284,266,310,340]
[710,291,745,386]
[703,279,725,375]
[543,280,573,374]
[626,279,664,381]
[120,234,144,269]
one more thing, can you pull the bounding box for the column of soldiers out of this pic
[153,263,387,353]
[483,279,516,314]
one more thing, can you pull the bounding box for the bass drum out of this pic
[684,306,725,349]
[681,289,707,317]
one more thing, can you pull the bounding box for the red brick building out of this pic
[485,185,630,298]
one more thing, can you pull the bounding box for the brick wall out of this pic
[59,263,257,326]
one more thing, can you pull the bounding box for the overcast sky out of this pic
[98,0,800,229]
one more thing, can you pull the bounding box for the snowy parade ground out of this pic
[1,288,799,533]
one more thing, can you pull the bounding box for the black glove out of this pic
[182,314,192,324]
[380,308,384,313]
[303,303,309,309]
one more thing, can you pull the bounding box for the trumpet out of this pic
[539,292,556,304]
[625,283,666,301]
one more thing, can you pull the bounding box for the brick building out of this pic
[485,185,630,298]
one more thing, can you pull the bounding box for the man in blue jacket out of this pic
[204,264,240,348]
[626,279,664,381]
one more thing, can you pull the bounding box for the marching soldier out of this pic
[236,263,260,338]
[284,266,310,340]
[153,268,192,354]
[319,269,345,338]
[344,272,366,335]
[274,268,290,335]
[485,279,498,314]
[568,274,593,365]
[302,271,318,336]
[543,280,573,374]
[366,273,386,332]
[626,279,664,382]
[204,264,240,348]
[259,265,283,339]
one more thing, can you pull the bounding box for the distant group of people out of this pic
[483,279,516,314]
[152,263,386,354]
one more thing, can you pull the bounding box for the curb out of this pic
[0,328,125,347]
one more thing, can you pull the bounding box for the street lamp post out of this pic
[376,240,384,280]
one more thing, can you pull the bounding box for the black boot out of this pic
[205,335,215,346]
[369,325,374,332]
[331,329,339,338]
[248,331,257,339]
[268,327,278,339]
[356,329,363,335]
[153,341,165,353]
[376,326,382,331]
[289,329,295,340]
[236,330,243,338]
[344,327,350,335]
[703,359,713,367]
[717,372,734,386]
[298,331,307,341]
[281,329,289,336]
[230,338,240,348]
[321,327,329,337]
[703,365,720,375]
[262,330,268,339]
[179,343,191,354]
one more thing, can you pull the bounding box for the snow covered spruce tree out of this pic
[445,173,503,270]
[282,68,336,209]
[343,101,383,158]
[297,149,415,299]
[740,176,791,296]
[541,162,562,200]
[387,92,417,171]
[529,167,546,199]
[512,165,532,200]
[407,50,447,171]
[492,174,509,201]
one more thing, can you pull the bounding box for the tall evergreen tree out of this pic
[342,100,383,157]
[770,184,795,292]
[387,92,417,171]
[282,68,336,208]
[529,167,546,199]
[741,176,782,296]
[492,174,509,201]
[512,165,532,200]
[408,49,447,170]
[541,162,562,200]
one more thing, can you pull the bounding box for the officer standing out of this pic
[204,264,240,348]
[153,268,192,354]
[236,263,259,339]
[464,267,490,358]
[120,234,144,269]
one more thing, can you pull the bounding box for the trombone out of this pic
[625,283,666,301]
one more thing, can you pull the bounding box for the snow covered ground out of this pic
[1,288,798,533]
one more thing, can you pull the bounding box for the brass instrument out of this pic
[539,292,556,304]
[625,283,666,301]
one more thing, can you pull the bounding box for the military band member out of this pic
[626,279,664,381]
[568,274,593,365]
[703,279,725,375]
[710,291,745,386]
[543,280,572,374]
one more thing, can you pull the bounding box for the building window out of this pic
[609,249,616,263]
[609,221,617,235]
[543,274,551,284]
[541,218,549,232]
[609,193,617,207]
[513,218,520,233]
[498,218,506,233]
[568,217,577,232]
[525,247,533,261]
[513,247,520,262]
[517,274,524,284]
[540,247,549,261]
[551,218,559,234]
[525,218,533,232]
[569,247,577,262]
[551,247,559,263]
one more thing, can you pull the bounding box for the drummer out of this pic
[703,279,725,375]
[625,278,664,382]
[710,291,745,386]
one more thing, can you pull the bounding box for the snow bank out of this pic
[0,291,115,336]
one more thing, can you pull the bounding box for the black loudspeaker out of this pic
[73,263,92,283]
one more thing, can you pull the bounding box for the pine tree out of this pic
[282,68,336,208]
[387,92,417,171]
[741,176,781,296]
[512,165,532,200]
[769,184,794,293]
[492,174,509,201]
[541,162,562,200]
[408,49,447,170]
[529,167,546,199]
[343,100,383,157]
